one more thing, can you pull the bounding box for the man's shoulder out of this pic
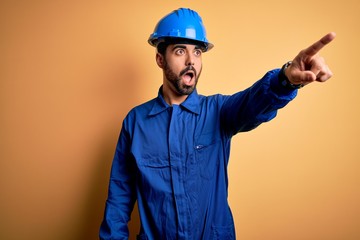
[127,97,157,116]
[198,93,227,104]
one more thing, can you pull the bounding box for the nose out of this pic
[186,53,195,66]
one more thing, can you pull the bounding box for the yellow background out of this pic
[1,1,359,239]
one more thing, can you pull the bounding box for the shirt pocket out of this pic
[137,153,170,168]
[136,155,172,188]
[194,133,220,180]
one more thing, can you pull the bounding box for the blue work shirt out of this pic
[100,69,297,240]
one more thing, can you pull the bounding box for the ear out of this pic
[156,53,165,68]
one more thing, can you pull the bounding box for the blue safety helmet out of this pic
[148,8,214,52]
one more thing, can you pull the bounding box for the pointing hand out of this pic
[285,32,336,86]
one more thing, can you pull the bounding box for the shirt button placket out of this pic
[168,105,188,239]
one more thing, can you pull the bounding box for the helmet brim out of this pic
[148,36,214,52]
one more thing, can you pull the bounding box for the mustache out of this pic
[180,65,196,77]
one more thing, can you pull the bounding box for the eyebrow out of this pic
[171,45,202,50]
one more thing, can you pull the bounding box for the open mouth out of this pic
[182,71,195,85]
[185,71,194,79]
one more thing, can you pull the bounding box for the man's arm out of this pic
[220,69,297,135]
[99,122,137,240]
[220,32,336,136]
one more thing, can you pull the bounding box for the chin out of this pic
[179,86,196,95]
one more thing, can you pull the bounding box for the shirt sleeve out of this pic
[220,69,297,136]
[99,116,137,240]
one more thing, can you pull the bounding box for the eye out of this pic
[194,49,202,57]
[175,48,185,55]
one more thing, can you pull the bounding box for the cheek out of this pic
[166,61,183,74]
[195,61,202,73]
[195,57,202,66]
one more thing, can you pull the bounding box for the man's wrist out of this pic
[279,61,303,89]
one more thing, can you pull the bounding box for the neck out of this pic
[161,84,188,105]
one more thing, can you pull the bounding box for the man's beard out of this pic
[163,60,201,96]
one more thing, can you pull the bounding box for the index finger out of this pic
[303,32,336,56]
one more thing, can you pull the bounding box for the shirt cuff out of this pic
[270,68,298,97]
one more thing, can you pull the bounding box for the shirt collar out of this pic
[148,86,200,116]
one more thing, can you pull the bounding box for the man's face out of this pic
[161,44,203,96]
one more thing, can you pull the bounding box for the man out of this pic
[100,8,335,240]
